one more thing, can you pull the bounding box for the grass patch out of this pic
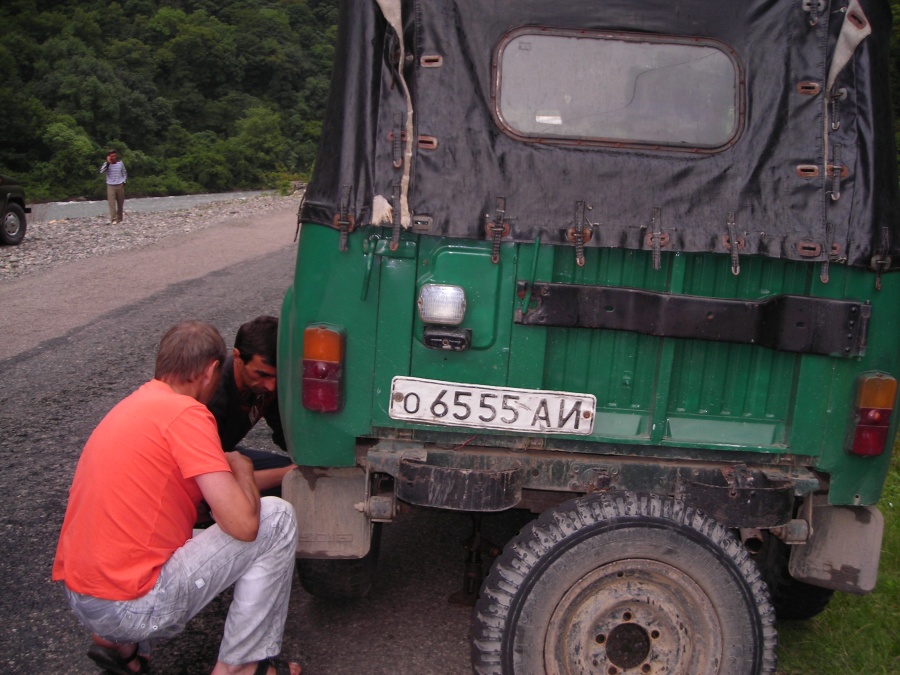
[774,448,900,674]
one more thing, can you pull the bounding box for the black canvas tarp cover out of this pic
[300,0,900,270]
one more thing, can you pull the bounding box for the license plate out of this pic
[389,377,596,435]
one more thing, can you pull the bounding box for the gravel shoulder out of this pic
[0,194,301,361]
[1,193,299,280]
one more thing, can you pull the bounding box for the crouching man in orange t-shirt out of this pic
[52,321,301,675]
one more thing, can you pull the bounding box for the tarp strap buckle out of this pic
[830,87,847,131]
[392,113,404,169]
[727,212,741,276]
[487,197,510,264]
[650,206,662,270]
[821,222,835,284]
[390,183,402,251]
[640,208,670,272]
[334,185,354,252]
[565,201,593,268]
[827,144,842,202]
[871,226,892,291]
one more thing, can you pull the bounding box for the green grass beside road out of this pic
[775,449,900,674]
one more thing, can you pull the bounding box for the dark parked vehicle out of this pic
[0,174,30,245]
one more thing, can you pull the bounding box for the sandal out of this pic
[253,656,299,675]
[87,643,149,674]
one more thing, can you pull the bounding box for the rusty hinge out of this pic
[565,201,594,267]
[485,197,511,264]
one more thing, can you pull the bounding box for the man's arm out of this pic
[194,452,261,541]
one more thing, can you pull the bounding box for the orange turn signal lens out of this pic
[302,325,344,413]
[847,372,897,457]
[303,325,344,362]
[856,373,898,409]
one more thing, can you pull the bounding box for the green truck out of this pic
[279,1,900,672]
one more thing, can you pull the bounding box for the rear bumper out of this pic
[364,439,820,526]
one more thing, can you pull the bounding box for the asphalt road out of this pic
[0,206,530,674]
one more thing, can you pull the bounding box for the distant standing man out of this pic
[99,149,127,224]
[208,316,295,494]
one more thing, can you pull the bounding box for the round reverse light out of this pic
[418,284,466,325]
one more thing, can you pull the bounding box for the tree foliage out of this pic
[3,1,900,201]
[0,0,337,200]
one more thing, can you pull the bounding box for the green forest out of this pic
[2,0,900,202]
[0,0,337,201]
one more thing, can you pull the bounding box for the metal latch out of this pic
[643,207,670,271]
[565,201,594,267]
[333,185,356,252]
[725,212,743,276]
[485,197,511,264]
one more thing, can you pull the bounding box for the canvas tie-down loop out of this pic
[375,0,413,230]
[824,1,870,190]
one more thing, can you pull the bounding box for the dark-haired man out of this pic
[208,316,295,493]
[53,320,300,675]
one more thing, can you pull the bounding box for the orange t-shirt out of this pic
[52,379,231,600]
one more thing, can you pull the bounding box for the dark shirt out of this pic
[207,354,286,452]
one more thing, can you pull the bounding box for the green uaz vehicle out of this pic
[279,0,900,672]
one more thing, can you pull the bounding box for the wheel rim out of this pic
[544,558,723,675]
[3,211,21,238]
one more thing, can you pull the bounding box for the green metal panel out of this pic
[408,238,517,386]
[283,226,900,504]
[814,268,900,504]
[279,225,381,467]
[370,231,419,427]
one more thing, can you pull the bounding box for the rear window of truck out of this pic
[494,28,742,151]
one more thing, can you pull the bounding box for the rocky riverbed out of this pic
[0,193,301,281]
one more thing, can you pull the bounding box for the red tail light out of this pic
[302,325,344,412]
[847,373,897,456]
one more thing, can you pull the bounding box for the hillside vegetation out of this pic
[0,0,337,201]
[2,1,900,201]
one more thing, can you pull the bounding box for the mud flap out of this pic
[789,495,883,594]
[283,466,372,559]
